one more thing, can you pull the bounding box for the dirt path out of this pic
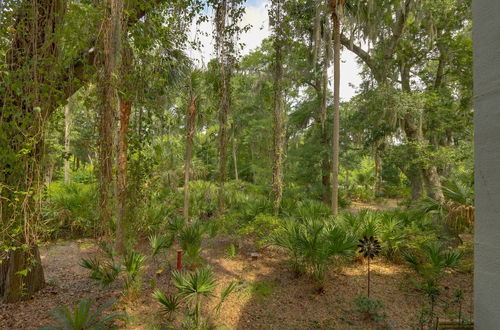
[0,237,473,329]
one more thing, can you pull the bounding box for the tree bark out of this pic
[215,0,231,214]
[114,97,131,254]
[64,100,72,183]
[99,0,123,237]
[423,166,445,203]
[231,124,239,181]
[320,13,332,205]
[271,0,286,216]
[330,2,342,216]
[1,246,45,302]
[183,98,197,222]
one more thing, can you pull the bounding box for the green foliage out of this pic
[224,243,238,259]
[246,280,276,303]
[353,296,387,322]
[272,218,356,282]
[42,182,98,238]
[38,299,124,330]
[159,267,237,326]
[152,290,181,320]
[79,258,121,288]
[123,250,146,294]
[179,221,207,265]
[237,213,281,246]
[149,234,173,259]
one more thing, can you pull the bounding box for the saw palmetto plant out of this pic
[358,236,381,297]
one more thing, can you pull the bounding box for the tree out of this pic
[183,71,202,222]
[330,0,344,216]
[270,0,287,215]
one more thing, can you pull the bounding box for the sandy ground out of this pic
[0,235,473,329]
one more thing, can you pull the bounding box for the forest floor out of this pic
[0,200,473,329]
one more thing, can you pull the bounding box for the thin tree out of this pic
[270,0,286,215]
[183,73,199,222]
[64,99,72,183]
[330,0,344,216]
[320,3,333,204]
[114,43,132,254]
[215,0,230,214]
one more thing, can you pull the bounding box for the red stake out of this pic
[176,249,183,270]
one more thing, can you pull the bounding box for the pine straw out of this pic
[0,238,473,329]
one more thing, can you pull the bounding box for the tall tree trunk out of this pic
[183,97,197,222]
[271,0,285,216]
[0,0,67,302]
[320,13,332,204]
[374,150,382,196]
[231,124,239,181]
[99,0,123,237]
[114,97,131,254]
[330,1,342,216]
[64,100,72,184]
[215,0,230,214]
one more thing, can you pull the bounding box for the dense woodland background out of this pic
[0,0,474,328]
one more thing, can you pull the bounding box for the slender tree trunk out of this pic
[215,0,230,214]
[64,101,72,183]
[374,151,382,196]
[231,124,239,181]
[271,0,285,216]
[320,14,332,204]
[331,2,342,216]
[183,97,197,222]
[114,97,131,254]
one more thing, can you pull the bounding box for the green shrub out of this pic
[353,296,387,322]
[79,258,121,287]
[237,213,281,246]
[154,267,238,327]
[272,218,356,282]
[42,182,98,238]
[39,299,124,330]
[123,250,146,295]
[179,221,207,265]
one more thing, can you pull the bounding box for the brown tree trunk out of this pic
[423,166,445,203]
[99,0,123,237]
[374,151,382,196]
[271,0,285,216]
[114,98,131,254]
[409,169,424,201]
[320,14,332,205]
[331,2,342,216]
[1,246,45,302]
[64,100,72,184]
[231,125,239,181]
[183,98,197,222]
[215,0,230,214]
[0,0,66,302]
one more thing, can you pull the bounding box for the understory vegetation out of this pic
[0,0,473,328]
